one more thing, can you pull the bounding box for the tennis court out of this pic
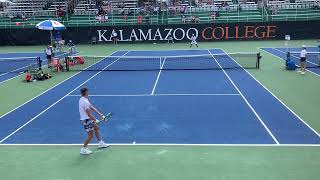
[1,41,320,180]
[0,48,319,145]
[0,51,71,84]
[261,47,320,76]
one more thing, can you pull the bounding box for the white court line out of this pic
[122,48,209,52]
[0,51,130,143]
[0,52,71,84]
[0,63,35,77]
[0,143,319,147]
[258,48,320,138]
[151,57,166,95]
[208,50,279,144]
[268,48,320,78]
[67,93,241,97]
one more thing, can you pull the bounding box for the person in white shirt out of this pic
[79,88,108,155]
[190,34,198,49]
[45,45,53,68]
[299,45,307,74]
[111,31,118,45]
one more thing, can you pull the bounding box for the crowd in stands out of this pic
[92,0,162,24]
[1,0,320,26]
[56,0,77,18]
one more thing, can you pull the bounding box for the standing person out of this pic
[299,45,307,74]
[45,45,53,68]
[190,34,199,49]
[137,14,143,25]
[37,56,42,70]
[79,88,108,155]
[111,31,118,45]
[67,40,76,54]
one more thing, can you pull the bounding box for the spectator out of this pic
[128,8,134,16]
[145,14,150,24]
[57,6,65,18]
[104,14,109,21]
[211,12,216,21]
[153,6,159,15]
[9,13,14,21]
[191,15,196,23]
[98,14,103,23]
[98,6,105,15]
[195,16,200,23]
[225,2,230,12]
[21,13,26,21]
[0,4,3,11]
[182,15,186,23]
[15,11,22,19]
[137,14,143,25]
[216,11,220,18]
[181,5,187,14]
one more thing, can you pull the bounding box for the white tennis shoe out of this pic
[98,141,109,148]
[80,147,92,155]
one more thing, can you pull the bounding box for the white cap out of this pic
[302,45,306,48]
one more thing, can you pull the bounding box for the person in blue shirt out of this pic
[285,52,297,70]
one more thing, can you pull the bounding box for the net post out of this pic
[257,52,262,69]
[65,56,69,71]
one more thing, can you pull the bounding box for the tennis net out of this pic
[288,51,320,68]
[66,52,261,71]
[0,56,41,73]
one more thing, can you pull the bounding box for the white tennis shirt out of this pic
[79,97,90,120]
[300,49,307,58]
[191,36,197,42]
[45,48,52,55]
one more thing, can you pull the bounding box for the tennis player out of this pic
[190,34,199,48]
[111,31,118,45]
[298,45,307,74]
[79,88,108,155]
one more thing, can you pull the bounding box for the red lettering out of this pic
[225,26,234,39]
[212,27,224,40]
[254,26,266,39]
[244,26,254,38]
[202,27,213,40]
[266,26,276,38]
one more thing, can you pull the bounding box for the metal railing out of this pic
[1,3,320,28]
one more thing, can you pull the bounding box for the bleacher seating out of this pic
[0,0,319,28]
[267,1,320,21]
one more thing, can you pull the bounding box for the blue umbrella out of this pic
[36,20,66,44]
[36,20,65,30]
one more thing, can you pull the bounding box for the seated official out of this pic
[285,57,297,70]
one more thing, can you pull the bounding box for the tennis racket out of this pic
[96,112,113,124]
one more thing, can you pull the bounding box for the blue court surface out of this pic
[0,49,319,145]
[261,46,320,76]
[0,52,70,84]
